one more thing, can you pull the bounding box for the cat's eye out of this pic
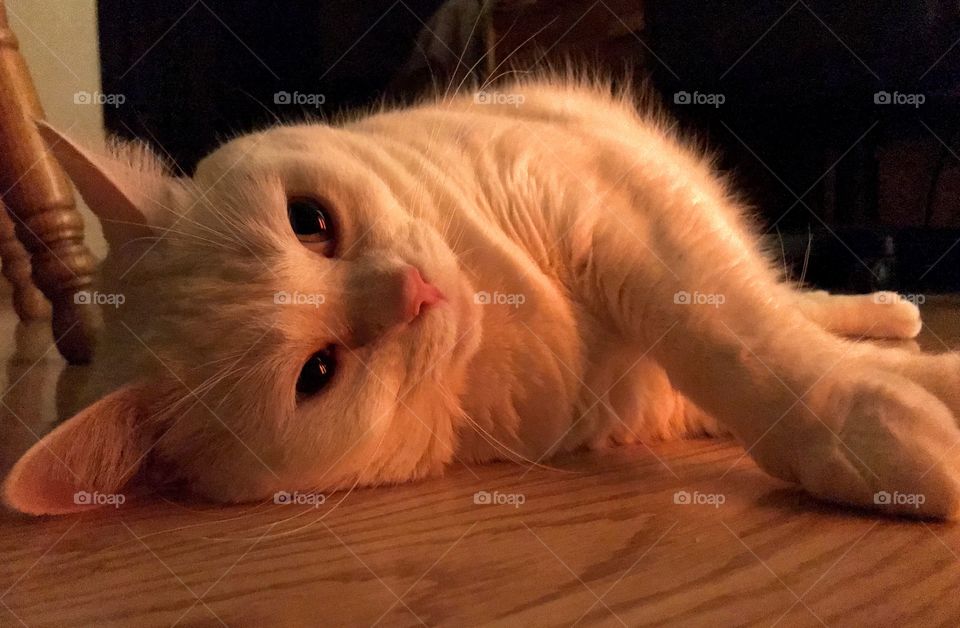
[296,346,337,397]
[288,197,336,251]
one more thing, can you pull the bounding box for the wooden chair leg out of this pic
[0,0,97,363]
[0,201,50,322]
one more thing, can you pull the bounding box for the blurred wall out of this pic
[7,0,107,259]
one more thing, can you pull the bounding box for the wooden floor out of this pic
[2,292,960,627]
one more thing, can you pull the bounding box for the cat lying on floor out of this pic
[5,76,960,518]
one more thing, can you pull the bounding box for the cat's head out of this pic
[3,122,483,515]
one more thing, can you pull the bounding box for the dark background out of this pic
[98,0,960,293]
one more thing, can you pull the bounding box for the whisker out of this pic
[460,412,574,473]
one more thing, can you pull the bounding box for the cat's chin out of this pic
[403,301,464,366]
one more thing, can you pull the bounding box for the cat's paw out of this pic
[868,292,922,339]
[758,372,960,519]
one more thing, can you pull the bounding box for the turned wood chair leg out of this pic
[0,0,97,364]
[0,201,50,322]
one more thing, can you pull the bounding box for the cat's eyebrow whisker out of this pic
[453,247,479,263]
[191,196,252,244]
[136,180,246,244]
[438,208,456,240]
[153,389,204,423]
[156,365,253,427]
[411,38,441,99]
[458,21,554,102]
[200,195,279,259]
[448,11,552,103]
[167,355,256,409]
[197,356,260,393]
[193,350,258,371]
[120,234,241,255]
[210,366,263,412]
[154,227,244,252]
[102,217,244,252]
[236,87,284,127]
[451,229,470,253]
[479,69,532,96]
[445,218,467,247]
[190,369,242,400]
[440,0,486,102]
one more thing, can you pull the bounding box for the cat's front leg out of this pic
[575,206,960,518]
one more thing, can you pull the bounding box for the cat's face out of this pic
[2,123,483,514]
[163,125,484,498]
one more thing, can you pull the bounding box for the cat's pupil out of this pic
[288,198,333,244]
[296,346,336,397]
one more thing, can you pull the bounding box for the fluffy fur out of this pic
[6,77,960,519]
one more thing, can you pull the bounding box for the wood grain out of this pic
[1,297,960,626]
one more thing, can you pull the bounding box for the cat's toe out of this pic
[870,292,923,339]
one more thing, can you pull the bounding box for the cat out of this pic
[5,76,960,519]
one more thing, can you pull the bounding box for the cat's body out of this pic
[347,87,725,459]
[6,78,960,519]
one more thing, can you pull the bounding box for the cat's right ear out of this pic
[36,122,190,247]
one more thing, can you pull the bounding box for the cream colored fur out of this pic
[5,77,960,519]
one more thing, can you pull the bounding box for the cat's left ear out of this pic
[36,121,190,247]
[2,382,163,515]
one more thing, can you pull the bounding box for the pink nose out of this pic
[402,266,444,321]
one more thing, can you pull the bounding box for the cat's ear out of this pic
[2,383,159,515]
[36,121,189,247]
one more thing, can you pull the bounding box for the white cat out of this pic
[5,77,960,518]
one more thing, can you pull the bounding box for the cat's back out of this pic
[351,78,648,138]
